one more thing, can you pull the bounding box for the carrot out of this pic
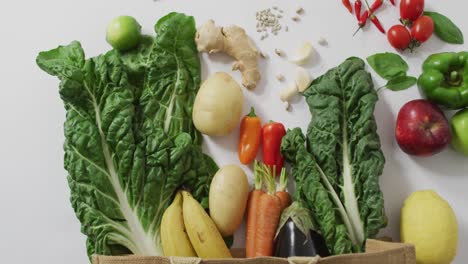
[246,161,265,258]
[276,168,292,210]
[254,163,282,257]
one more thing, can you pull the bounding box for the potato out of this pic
[193,72,244,136]
[209,165,249,237]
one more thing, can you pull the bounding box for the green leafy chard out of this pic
[281,58,387,254]
[36,13,217,257]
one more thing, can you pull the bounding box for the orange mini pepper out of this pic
[238,107,262,165]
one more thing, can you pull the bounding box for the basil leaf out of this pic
[366,53,409,80]
[424,11,464,44]
[385,76,417,91]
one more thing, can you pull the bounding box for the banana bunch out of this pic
[160,191,232,258]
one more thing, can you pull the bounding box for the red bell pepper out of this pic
[262,121,286,176]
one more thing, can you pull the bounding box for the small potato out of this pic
[193,72,244,136]
[209,165,249,237]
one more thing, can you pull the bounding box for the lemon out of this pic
[401,190,458,264]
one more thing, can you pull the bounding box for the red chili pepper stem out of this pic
[352,26,363,36]
[353,10,369,36]
[363,0,372,11]
[362,0,385,33]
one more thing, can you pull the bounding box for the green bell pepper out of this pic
[418,51,468,109]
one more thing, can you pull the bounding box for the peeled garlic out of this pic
[289,41,314,65]
[295,67,313,92]
[279,83,299,102]
[276,74,285,82]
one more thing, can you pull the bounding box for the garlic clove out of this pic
[279,83,299,102]
[289,41,314,65]
[295,67,313,92]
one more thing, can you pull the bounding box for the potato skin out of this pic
[193,72,244,136]
[209,165,249,237]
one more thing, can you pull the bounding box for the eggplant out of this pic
[274,202,330,258]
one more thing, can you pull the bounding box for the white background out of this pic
[0,0,466,263]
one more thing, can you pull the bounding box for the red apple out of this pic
[395,99,451,156]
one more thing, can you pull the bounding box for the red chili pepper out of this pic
[342,0,353,13]
[359,10,370,27]
[371,15,386,33]
[262,121,286,176]
[355,0,362,21]
[370,0,384,12]
[361,0,383,23]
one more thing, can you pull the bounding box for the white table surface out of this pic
[0,0,466,263]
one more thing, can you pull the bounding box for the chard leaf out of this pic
[36,12,217,258]
[282,58,387,254]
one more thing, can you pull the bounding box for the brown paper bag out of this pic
[92,239,416,264]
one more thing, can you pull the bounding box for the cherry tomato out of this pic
[387,25,412,50]
[411,16,434,43]
[400,0,424,21]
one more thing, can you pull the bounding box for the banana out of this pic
[161,192,197,257]
[181,191,232,259]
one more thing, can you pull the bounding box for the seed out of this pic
[318,36,328,46]
[275,48,285,57]
[276,74,285,82]
[296,7,304,14]
[260,51,268,59]
[292,16,300,22]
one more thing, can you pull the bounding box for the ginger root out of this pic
[195,20,261,90]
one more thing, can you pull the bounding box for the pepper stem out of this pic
[353,26,363,36]
[450,71,459,82]
[247,107,257,117]
[447,70,463,86]
[364,0,371,13]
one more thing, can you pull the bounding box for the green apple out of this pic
[451,109,468,156]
